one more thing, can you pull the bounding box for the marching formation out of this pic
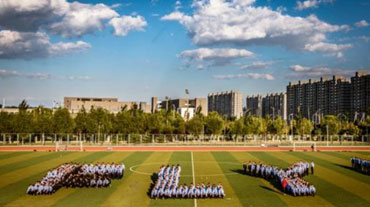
[150,165,225,199]
[26,162,125,195]
[243,161,316,197]
[351,157,370,175]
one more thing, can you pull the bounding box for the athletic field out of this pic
[0,151,369,207]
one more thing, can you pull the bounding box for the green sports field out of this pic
[0,151,369,207]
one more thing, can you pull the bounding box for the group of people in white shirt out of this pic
[243,161,316,197]
[150,165,225,199]
[351,157,370,174]
[26,162,125,195]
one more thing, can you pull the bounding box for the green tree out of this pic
[321,115,341,135]
[230,118,244,136]
[341,122,361,136]
[173,114,186,134]
[114,111,130,134]
[0,112,13,133]
[87,107,112,134]
[52,108,74,133]
[147,111,165,134]
[128,104,147,134]
[267,116,286,136]
[31,106,53,134]
[12,100,32,133]
[186,115,204,135]
[247,117,267,135]
[295,118,314,136]
[74,106,91,134]
[205,112,224,135]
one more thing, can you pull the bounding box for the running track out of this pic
[0,146,370,151]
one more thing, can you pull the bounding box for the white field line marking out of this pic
[191,151,197,207]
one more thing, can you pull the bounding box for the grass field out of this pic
[0,151,369,207]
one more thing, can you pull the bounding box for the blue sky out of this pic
[0,0,369,107]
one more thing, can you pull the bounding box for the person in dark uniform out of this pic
[243,162,247,174]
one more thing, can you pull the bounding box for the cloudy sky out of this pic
[0,0,369,106]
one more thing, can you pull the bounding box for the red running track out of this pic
[0,146,370,152]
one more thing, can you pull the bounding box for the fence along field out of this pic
[1,133,369,146]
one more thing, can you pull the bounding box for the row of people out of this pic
[243,161,316,197]
[27,162,125,195]
[150,165,225,199]
[243,161,314,177]
[27,162,80,195]
[151,183,225,199]
[351,157,370,174]
[80,163,125,178]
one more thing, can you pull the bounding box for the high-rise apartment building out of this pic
[287,75,353,119]
[246,95,263,117]
[262,93,287,120]
[246,93,287,120]
[351,72,370,119]
[208,90,243,118]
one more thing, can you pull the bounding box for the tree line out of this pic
[0,100,369,137]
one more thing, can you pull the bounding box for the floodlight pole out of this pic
[326,124,329,147]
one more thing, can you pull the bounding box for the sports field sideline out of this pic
[0,150,369,207]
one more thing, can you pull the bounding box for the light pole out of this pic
[288,113,294,142]
[185,89,190,121]
[326,124,329,147]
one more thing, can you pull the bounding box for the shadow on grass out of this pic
[260,185,283,195]
[231,169,246,175]
[231,169,285,195]
[334,164,370,176]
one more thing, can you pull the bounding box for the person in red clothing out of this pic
[282,178,288,194]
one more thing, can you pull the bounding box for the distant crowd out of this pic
[26,162,125,195]
[351,157,370,175]
[243,161,316,197]
[150,165,225,199]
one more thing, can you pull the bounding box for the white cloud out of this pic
[304,42,351,58]
[355,20,369,28]
[359,36,370,43]
[0,69,52,80]
[161,0,348,57]
[295,0,334,10]
[180,48,254,61]
[0,0,119,37]
[67,76,92,81]
[0,0,147,58]
[213,73,275,80]
[179,48,254,68]
[175,1,182,10]
[240,61,271,69]
[109,16,147,36]
[46,2,119,37]
[288,64,355,78]
[197,65,204,70]
[0,68,92,81]
[0,30,90,59]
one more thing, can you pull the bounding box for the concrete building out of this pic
[208,90,243,118]
[246,95,262,117]
[262,93,287,120]
[287,75,353,119]
[151,97,208,119]
[351,72,370,120]
[246,93,287,120]
[64,97,150,114]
